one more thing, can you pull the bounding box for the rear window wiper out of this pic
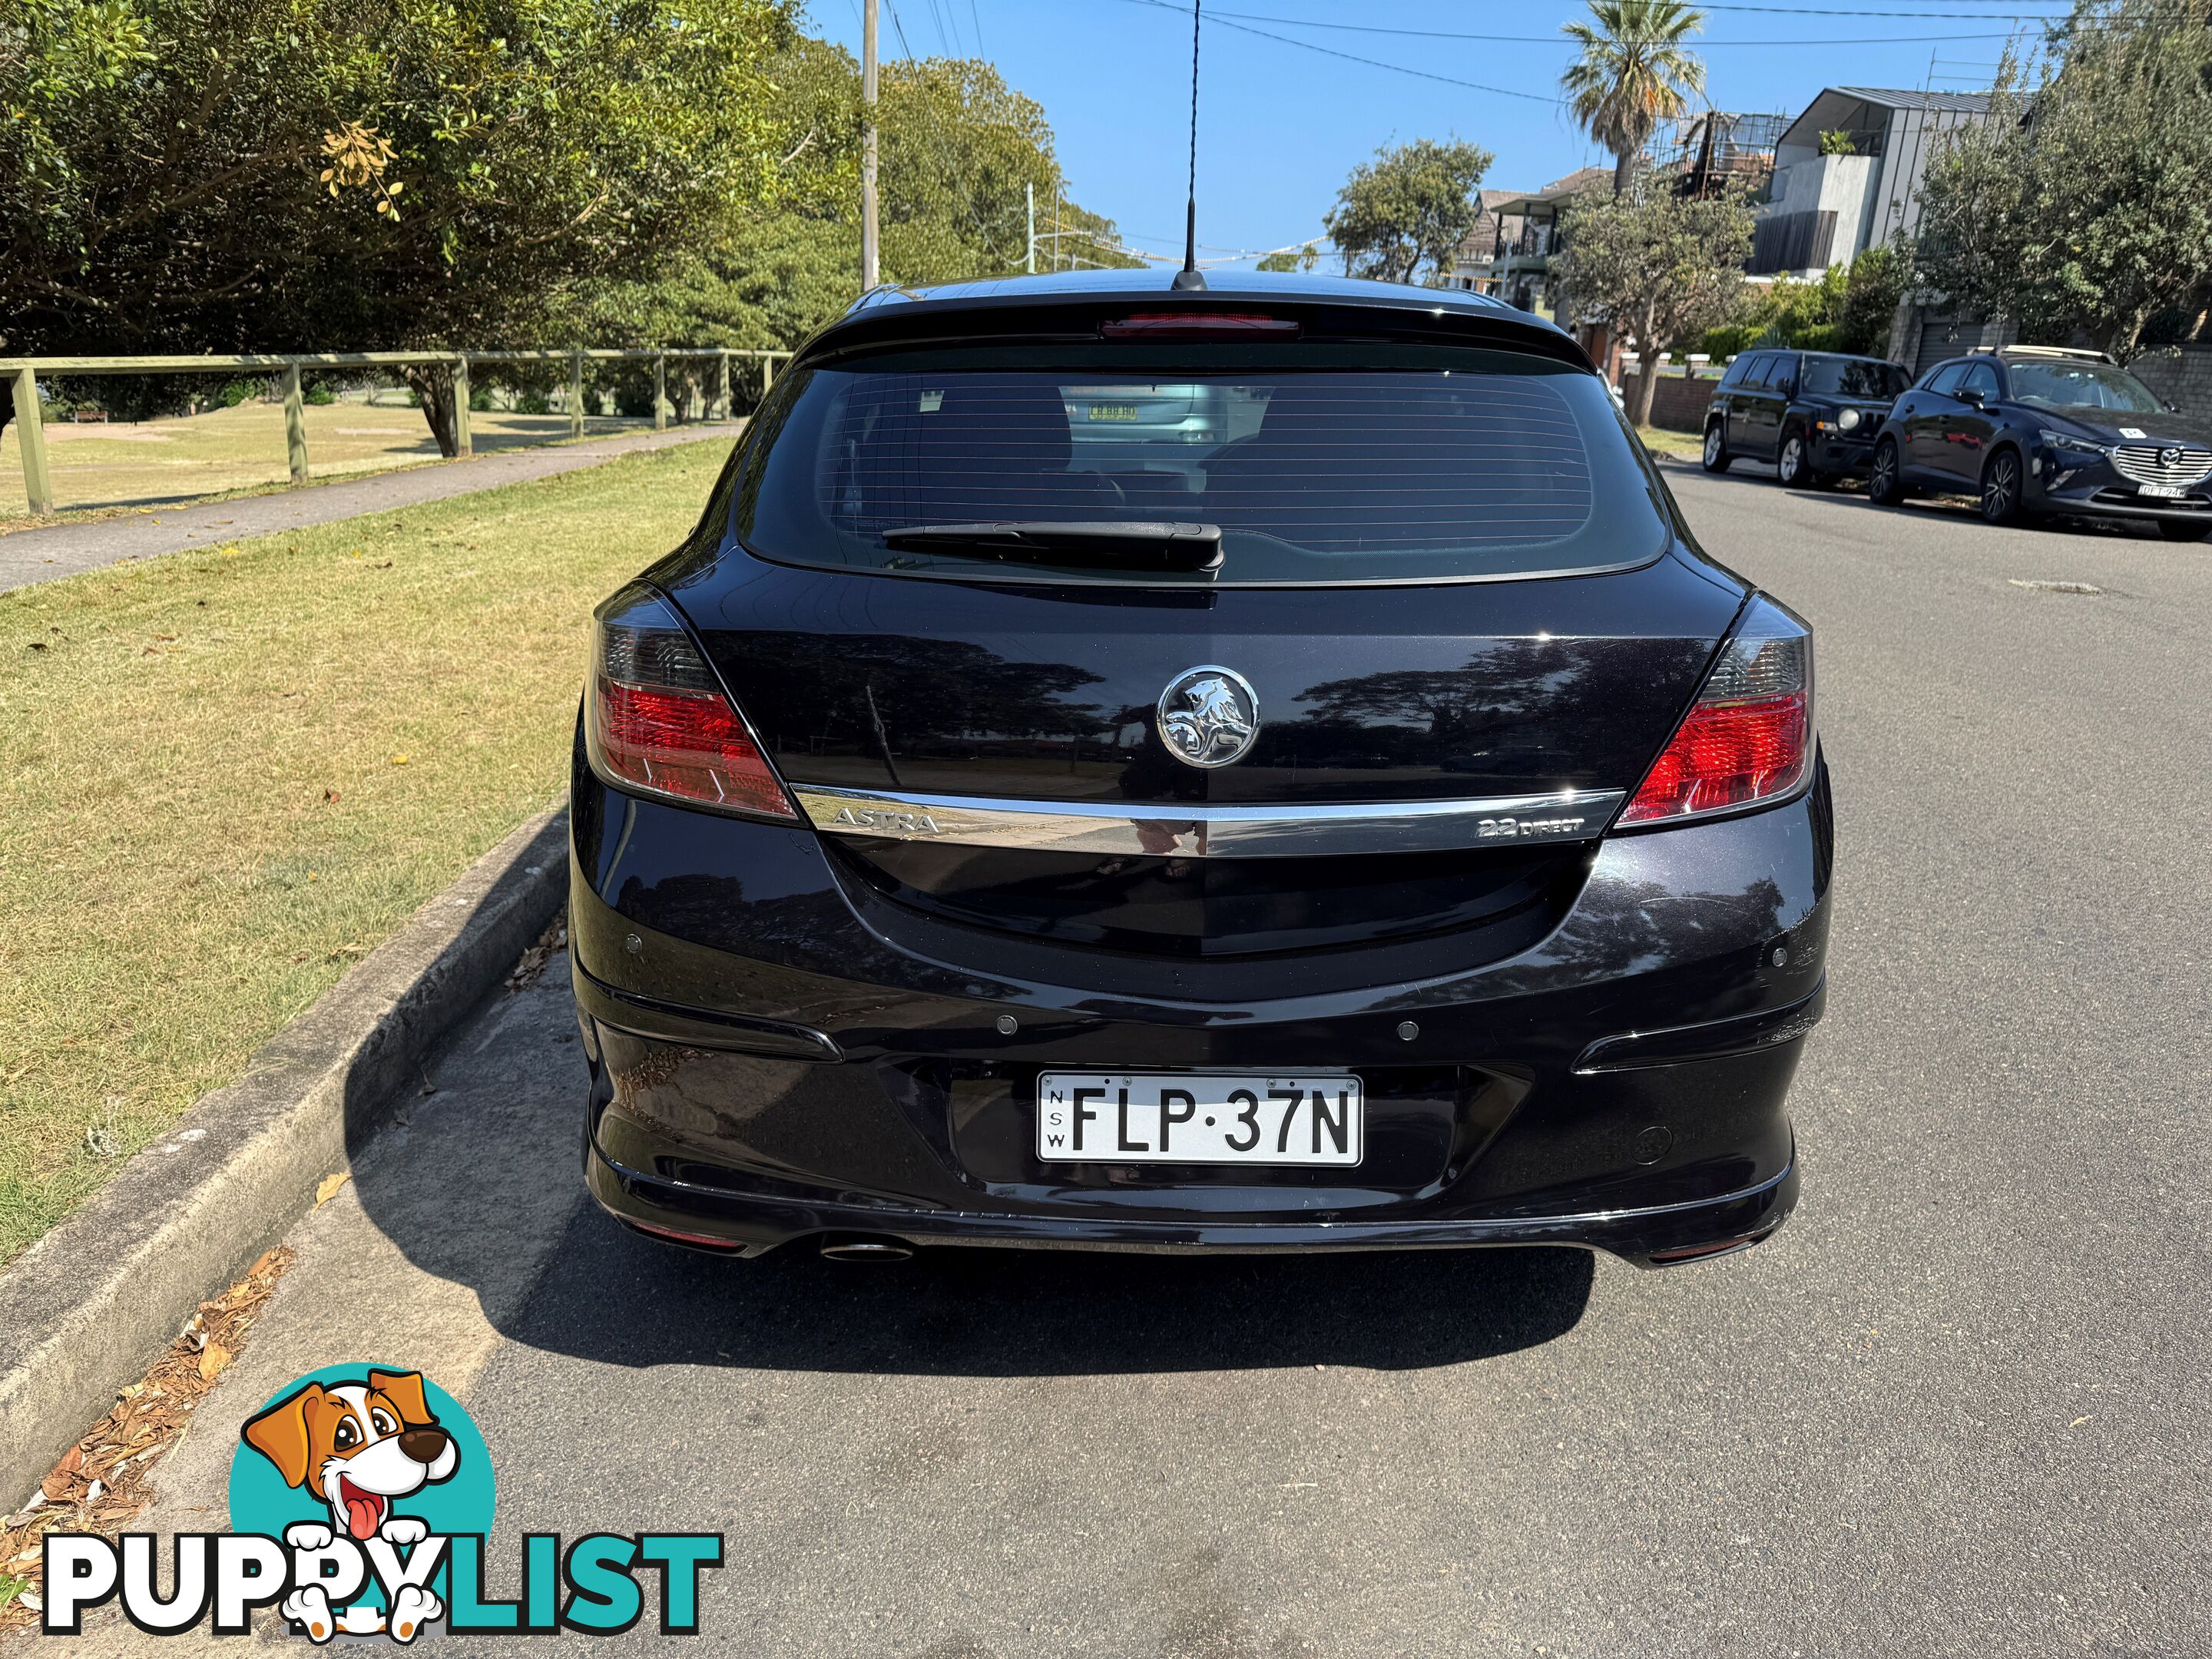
[878,520,1224,573]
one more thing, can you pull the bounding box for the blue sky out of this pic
[809,0,2069,271]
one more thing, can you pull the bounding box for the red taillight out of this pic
[585,587,797,820]
[1620,596,1814,827]
[624,1219,753,1253]
[1620,693,1807,823]
[1099,312,1300,339]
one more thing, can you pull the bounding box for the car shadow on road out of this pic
[508,1203,1595,1377]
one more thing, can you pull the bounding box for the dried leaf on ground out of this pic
[313,1171,351,1207]
[505,916,569,993]
[0,1247,294,1637]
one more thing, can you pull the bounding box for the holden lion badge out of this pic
[1157,666,1260,769]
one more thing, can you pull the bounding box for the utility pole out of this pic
[1026,181,1035,274]
[860,0,879,292]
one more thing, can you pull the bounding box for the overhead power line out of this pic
[1109,0,1565,102]
[1182,5,2033,45]
[882,0,1009,260]
[1107,0,2059,93]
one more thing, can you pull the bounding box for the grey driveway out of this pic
[81,466,2212,1657]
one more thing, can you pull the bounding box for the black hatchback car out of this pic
[1701,348,1910,487]
[570,272,1830,1268]
[1868,347,2212,539]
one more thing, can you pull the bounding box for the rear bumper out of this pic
[568,754,1833,1267]
[586,1137,1800,1269]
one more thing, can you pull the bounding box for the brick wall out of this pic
[1621,368,1723,433]
[2129,343,2212,415]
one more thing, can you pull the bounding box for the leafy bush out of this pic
[218,378,263,409]
[1701,322,1760,361]
[515,392,551,416]
[1714,252,1902,359]
[303,384,336,406]
[46,375,198,422]
[1836,245,1908,355]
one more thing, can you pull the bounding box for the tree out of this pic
[1,0,803,451]
[1257,243,1320,273]
[1836,244,1910,355]
[1321,138,1495,286]
[1912,2,2212,361]
[1559,0,1707,197]
[577,38,1138,364]
[1555,172,1753,425]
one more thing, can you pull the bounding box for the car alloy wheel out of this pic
[1869,439,1902,506]
[1702,424,1730,473]
[1981,450,2025,525]
[1780,435,1811,488]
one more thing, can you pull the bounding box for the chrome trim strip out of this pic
[792,783,1624,858]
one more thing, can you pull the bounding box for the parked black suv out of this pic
[1868,347,2211,539]
[570,271,1829,1268]
[1702,348,1910,487]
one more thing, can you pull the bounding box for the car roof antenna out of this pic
[1173,0,1207,291]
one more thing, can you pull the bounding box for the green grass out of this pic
[0,399,677,525]
[1637,424,1703,462]
[0,437,733,1264]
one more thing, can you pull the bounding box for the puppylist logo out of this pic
[39,1366,722,1641]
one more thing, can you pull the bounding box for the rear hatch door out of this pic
[680,330,1740,957]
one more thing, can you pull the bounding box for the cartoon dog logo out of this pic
[241,1369,456,1641]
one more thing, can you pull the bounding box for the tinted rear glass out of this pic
[1801,358,1908,398]
[729,343,1667,584]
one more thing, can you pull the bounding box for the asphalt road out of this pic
[86,463,2212,1656]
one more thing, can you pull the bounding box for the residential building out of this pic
[1753,87,1997,278]
[1446,190,1528,293]
[1646,111,1790,200]
[1461,167,1611,311]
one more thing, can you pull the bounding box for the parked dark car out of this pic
[1702,348,1911,487]
[1868,347,2212,540]
[570,271,1830,1270]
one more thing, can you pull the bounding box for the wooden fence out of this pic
[2,347,792,516]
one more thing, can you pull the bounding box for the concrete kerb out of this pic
[0,807,570,1507]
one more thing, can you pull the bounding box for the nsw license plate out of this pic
[1087,403,1139,422]
[2137,482,2190,498]
[1035,1071,1363,1166]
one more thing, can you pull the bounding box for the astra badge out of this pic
[1157,666,1260,769]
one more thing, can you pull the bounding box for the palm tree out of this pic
[1560,0,1708,196]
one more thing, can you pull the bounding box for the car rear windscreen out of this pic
[729,343,1669,584]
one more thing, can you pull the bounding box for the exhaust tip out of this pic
[818,1236,914,1263]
